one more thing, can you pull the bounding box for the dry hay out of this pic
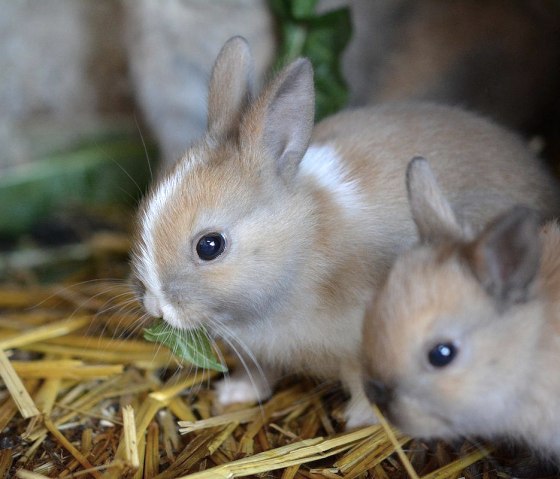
[0,232,553,479]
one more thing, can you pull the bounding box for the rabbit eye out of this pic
[196,233,226,261]
[428,342,457,368]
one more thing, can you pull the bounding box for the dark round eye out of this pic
[196,233,226,261]
[428,342,458,368]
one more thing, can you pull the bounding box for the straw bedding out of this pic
[0,231,553,478]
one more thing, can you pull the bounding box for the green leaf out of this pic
[268,0,351,121]
[143,319,227,373]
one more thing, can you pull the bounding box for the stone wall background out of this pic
[0,1,132,168]
[2,0,560,172]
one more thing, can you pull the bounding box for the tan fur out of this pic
[362,161,560,460]
[132,37,560,428]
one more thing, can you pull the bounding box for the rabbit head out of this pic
[131,36,316,332]
[362,157,544,440]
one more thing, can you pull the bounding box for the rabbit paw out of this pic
[344,396,379,430]
[215,375,272,405]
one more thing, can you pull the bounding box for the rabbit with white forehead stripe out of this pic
[132,36,560,428]
[362,157,560,460]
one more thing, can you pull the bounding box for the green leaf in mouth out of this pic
[143,319,227,373]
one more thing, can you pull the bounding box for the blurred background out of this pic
[2,0,560,281]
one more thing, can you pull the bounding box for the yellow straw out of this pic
[371,404,419,479]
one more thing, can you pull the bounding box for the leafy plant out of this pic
[0,134,155,239]
[269,0,352,121]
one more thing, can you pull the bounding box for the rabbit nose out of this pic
[363,378,394,411]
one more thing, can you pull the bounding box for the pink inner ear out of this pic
[406,156,464,244]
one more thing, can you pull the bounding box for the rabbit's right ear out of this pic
[465,206,541,307]
[406,157,465,243]
[240,58,315,184]
[207,36,254,138]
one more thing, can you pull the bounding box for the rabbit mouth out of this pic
[392,399,458,439]
[398,414,456,439]
[156,302,248,335]
[147,301,214,332]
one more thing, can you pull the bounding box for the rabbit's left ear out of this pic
[207,36,254,139]
[465,206,541,306]
[406,157,465,244]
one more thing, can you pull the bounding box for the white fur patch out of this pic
[139,175,180,314]
[138,151,200,325]
[300,144,363,214]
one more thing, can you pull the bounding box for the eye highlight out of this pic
[196,233,226,261]
[428,342,458,368]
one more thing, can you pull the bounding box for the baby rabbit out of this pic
[131,36,560,428]
[362,156,560,459]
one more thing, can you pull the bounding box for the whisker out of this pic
[134,113,154,183]
[28,278,127,311]
[209,320,268,412]
[110,158,143,198]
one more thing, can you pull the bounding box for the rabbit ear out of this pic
[466,206,541,306]
[406,157,465,243]
[207,36,254,138]
[241,58,315,183]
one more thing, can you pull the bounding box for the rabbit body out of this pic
[362,157,560,458]
[131,37,560,427]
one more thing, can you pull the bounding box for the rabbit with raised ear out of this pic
[362,157,560,459]
[132,36,560,428]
